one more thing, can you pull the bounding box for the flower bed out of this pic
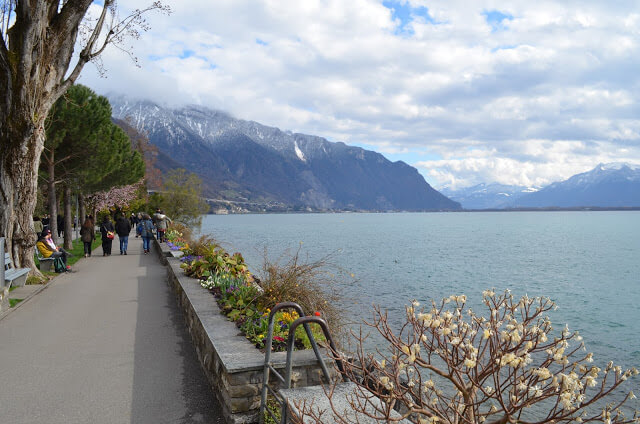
[165,228,189,251]
[167,228,328,352]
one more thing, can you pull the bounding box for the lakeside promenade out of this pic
[0,237,224,424]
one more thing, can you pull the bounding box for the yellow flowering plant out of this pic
[296,290,639,424]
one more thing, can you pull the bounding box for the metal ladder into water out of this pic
[258,301,346,424]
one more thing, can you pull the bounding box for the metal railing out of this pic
[259,302,346,424]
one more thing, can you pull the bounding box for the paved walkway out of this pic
[0,236,224,424]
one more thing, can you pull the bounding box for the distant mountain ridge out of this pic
[109,96,460,211]
[443,163,640,209]
[510,163,640,208]
[441,183,538,210]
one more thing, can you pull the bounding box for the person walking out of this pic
[80,218,95,257]
[115,214,132,255]
[33,216,44,238]
[153,209,172,243]
[99,215,115,256]
[57,214,64,238]
[140,213,155,255]
[135,213,143,238]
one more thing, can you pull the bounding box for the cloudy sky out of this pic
[80,0,640,189]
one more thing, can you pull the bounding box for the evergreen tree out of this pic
[41,85,112,243]
[42,85,144,247]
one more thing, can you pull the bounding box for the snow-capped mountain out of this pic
[440,183,538,210]
[109,96,461,211]
[511,163,640,208]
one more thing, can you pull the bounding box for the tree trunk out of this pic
[0,2,93,271]
[0,130,45,273]
[63,185,73,250]
[78,193,86,228]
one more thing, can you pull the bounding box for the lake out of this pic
[200,211,640,371]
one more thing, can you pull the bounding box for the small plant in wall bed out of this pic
[170,231,342,352]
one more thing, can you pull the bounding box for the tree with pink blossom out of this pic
[87,180,145,216]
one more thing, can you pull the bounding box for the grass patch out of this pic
[26,275,46,285]
[9,298,23,308]
[67,234,102,266]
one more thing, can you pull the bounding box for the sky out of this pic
[79,0,640,189]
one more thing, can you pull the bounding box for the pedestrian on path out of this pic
[140,213,155,254]
[57,214,64,238]
[33,216,43,238]
[80,217,95,257]
[135,212,143,238]
[153,209,172,243]
[99,215,115,256]
[115,214,132,255]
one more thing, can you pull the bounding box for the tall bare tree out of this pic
[0,0,168,270]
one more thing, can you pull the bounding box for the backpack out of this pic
[142,220,154,238]
[53,257,66,273]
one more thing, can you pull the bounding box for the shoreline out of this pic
[207,206,640,215]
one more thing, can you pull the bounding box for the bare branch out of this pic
[314,291,639,424]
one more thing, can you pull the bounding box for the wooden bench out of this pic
[4,253,31,288]
[36,252,55,272]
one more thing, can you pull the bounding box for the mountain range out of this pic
[440,183,538,210]
[443,163,640,209]
[510,163,640,208]
[108,96,460,212]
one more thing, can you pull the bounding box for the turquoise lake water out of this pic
[200,211,640,372]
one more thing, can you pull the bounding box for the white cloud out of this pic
[78,0,640,188]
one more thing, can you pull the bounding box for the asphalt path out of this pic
[0,236,224,424]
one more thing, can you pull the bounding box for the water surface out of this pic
[200,211,640,369]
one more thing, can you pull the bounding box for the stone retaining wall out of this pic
[155,241,337,423]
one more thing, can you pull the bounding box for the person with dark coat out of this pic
[57,214,64,238]
[80,218,95,257]
[99,215,115,256]
[115,215,132,255]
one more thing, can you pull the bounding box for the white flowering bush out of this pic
[296,290,639,424]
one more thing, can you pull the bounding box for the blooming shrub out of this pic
[295,290,640,424]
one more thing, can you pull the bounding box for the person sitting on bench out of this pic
[36,229,72,271]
